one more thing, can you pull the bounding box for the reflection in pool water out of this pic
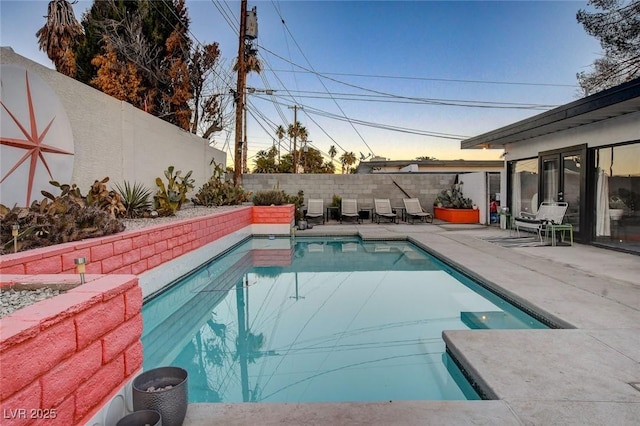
[142,237,546,403]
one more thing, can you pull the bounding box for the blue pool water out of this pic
[141,237,547,403]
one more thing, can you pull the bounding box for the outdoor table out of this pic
[392,206,406,222]
[546,223,573,246]
[326,206,339,222]
[359,207,374,222]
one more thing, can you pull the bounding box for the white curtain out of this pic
[596,168,610,237]
[512,171,522,215]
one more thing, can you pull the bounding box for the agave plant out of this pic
[116,181,153,218]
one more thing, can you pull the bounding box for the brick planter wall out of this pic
[0,206,294,276]
[0,275,142,426]
[0,205,294,425]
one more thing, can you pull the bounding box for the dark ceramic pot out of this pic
[132,367,188,426]
[116,410,161,426]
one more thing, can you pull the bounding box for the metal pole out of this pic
[243,90,248,173]
[233,0,248,186]
[288,105,302,174]
[293,105,298,174]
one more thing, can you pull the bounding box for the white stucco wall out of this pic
[504,111,640,161]
[0,47,225,204]
[460,172,487,225]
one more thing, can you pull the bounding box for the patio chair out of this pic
[403,198,433,224]
[374,198,398,224]
[514,201,568,242]
[340,199,361,223]
[305,199,325,224]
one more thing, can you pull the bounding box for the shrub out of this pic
[192,161,251,206]
[252,189,287,206]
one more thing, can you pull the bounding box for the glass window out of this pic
[510,158,538,215]
[594,143,640,252]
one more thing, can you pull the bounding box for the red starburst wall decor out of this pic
[1,64,75,207]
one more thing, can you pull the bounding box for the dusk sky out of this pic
[1,1,602,167]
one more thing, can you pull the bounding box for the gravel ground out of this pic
[1,204,246,318]
[1,287,65,318]
[120,204,243,231]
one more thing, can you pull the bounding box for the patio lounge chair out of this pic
[403,198,433,224]
[305,199,325,224]
[340,199,361,223]
[374,199,398,224]
[514,201,568,242]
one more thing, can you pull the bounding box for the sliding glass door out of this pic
[539,146,585,238]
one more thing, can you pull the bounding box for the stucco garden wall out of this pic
[0,47,225,201]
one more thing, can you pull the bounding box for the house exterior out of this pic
[462,78,640,254]
[354,159,504,225]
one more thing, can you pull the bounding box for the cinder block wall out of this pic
[242,173,458,209]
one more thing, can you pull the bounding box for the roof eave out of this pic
[461,77,640,149]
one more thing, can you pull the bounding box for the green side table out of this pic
[546,223,573,246]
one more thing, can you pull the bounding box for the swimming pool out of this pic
[141,237,547,403]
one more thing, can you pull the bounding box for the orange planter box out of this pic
[434,207,479,223]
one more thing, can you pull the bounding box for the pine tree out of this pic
[577,0,640,94]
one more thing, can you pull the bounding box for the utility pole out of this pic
[288,105,302,174]
[233,0,248,186]
[242,89,248,173]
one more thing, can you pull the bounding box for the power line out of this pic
[260,45,558,112]
[251,94,469,140]
[261,89,556,110]
[266,69,579,88]
[269,8,376,157]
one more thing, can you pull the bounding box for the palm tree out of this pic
[340,151,357,174]
[36,0,84,77]
[329,145,337,160]
[275,125,286,162]
[287,121,307,173]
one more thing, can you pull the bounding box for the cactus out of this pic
[434,183,474,209]
[154,166,195,216]
[0,180,125,254]
[87,177,127,218]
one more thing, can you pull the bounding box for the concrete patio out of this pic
[183,221,640,425]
